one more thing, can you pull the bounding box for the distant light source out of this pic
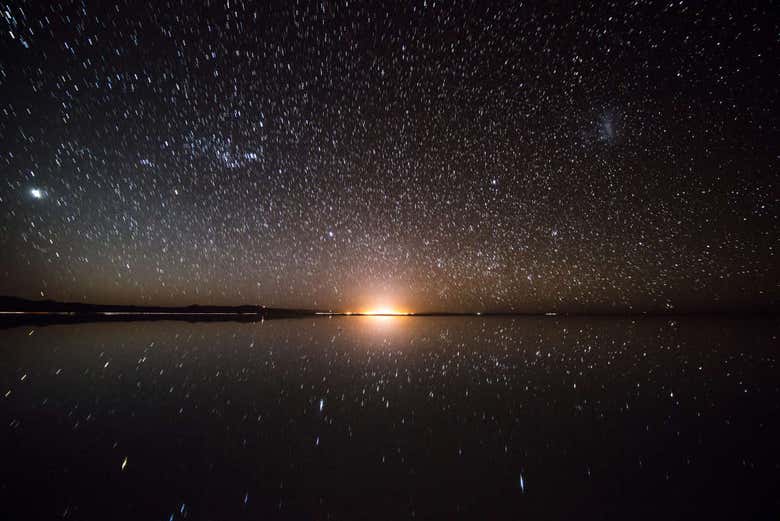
[361,308,410,316]
[30,188,43,199]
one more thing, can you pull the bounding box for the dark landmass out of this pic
[0,296,319,329]
[1,296,776,329]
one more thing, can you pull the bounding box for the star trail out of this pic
[1,3,779,518]
[0,1,775,311]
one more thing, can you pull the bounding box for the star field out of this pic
[0,1,776,311]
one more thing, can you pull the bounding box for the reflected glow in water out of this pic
[0,316,776,519]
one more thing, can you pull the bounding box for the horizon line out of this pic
[0,295,776,317]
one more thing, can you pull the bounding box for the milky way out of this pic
[0,1,775,311]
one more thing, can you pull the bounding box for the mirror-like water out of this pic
[1,316,777,519]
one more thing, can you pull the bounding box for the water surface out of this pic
[1,316,777,519]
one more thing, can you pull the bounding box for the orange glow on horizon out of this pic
[337,307,413,316]
[360,308,411,316]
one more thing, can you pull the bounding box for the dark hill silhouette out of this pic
[0,296,320,328]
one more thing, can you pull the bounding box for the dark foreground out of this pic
[0,316,777,519]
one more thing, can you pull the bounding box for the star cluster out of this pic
[0,1,775,311]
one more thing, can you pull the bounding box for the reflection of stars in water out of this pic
[29,188,44,199]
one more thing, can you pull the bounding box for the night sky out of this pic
[0,1,776,312]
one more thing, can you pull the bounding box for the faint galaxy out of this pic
[0,1,776,311]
